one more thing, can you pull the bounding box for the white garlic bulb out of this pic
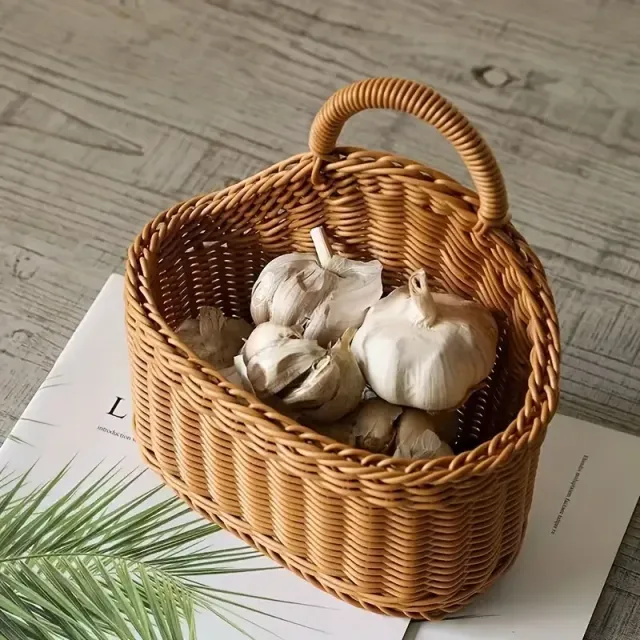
[243,323,364,422]
[352,269,498,412]
[176,306,252,369]
[393,409,454,460]
[250,227,383,346]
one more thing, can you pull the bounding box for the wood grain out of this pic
[0,0,638,637]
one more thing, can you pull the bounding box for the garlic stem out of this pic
[310,226,333,269]
[409,270,438,327]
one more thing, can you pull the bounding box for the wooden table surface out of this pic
[0,0,638,637]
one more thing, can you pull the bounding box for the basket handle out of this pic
[308,77,509,231]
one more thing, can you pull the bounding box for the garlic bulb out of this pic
[243,322,364,422]
[313,398,402,453]
[350,398,402,453]
[250,227,383,346]
[393,409,454,460]
[352,269,498,412]
[176,306,252,369]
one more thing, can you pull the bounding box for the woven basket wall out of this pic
[125,77,560,620]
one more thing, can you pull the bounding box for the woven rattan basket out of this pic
[125,77,560,620]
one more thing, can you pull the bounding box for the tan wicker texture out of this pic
[125,77,560,620]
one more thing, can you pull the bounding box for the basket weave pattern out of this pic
[125,78,560,619]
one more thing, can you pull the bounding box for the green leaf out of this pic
[0,463,306,639]
[0,464,73,553]
[7,434,33,447]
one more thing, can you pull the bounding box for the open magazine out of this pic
[1,274,638,640]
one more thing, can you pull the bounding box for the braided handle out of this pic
[309,77,509,230]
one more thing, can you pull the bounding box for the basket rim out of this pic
[125,150,561,485]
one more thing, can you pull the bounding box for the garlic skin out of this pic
[229,355,254,393]
[282,354,340,408]
[219,364,243,387]
[251,254,315,326]
[243,323,326,396]
[250,228,383,346]
[243,323,364,422]
[351,398,402,452]
[315,398,402,453]
[176,306,252,369]
[352,269,498,412]
[297,329,365,423]
[393,409,454,460]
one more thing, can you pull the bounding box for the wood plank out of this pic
[0,1,638,638]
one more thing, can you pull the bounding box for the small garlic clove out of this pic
[281,355,340,408]
[347,398,403,453]
[299,328,365,423]
[245,340,325,395]
[242,322,302,362]
[393,408,454,459]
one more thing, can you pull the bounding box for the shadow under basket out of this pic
[124,77,560,620]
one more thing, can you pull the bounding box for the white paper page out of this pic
[413,414,640,640]
[0,274,409,640]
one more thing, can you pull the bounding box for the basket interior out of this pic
[147,153,536,454]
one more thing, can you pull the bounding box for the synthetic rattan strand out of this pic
[125,77,560,620]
